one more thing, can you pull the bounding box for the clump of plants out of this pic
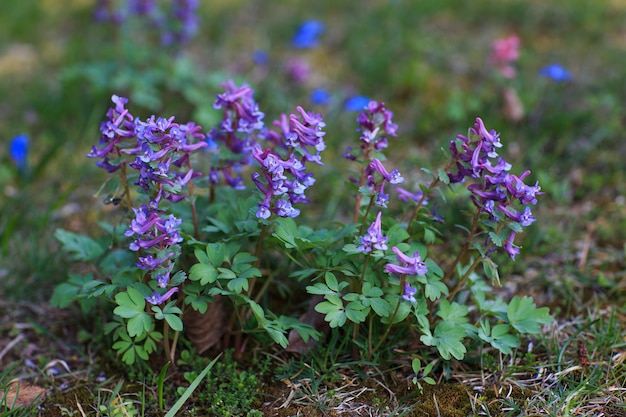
[52,79,552,376]
[176,348,267,416]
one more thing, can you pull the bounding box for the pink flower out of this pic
[490,35,520,79]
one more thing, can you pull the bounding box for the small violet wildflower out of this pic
[402,282,417,303]
[384,246,428,276]
[146,287,179,306]
[539,64,571,82]
[357,212,388,253]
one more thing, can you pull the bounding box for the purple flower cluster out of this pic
[94,0,199,47]
[164,0,199,46]
[448,118,543,259]
[209,80,266,190]
[89,95,207,204]
[345,101,398,160]
[251,106,326,219]
[357,212,388,253]
[125,205,183,304]
[90,95,208,304]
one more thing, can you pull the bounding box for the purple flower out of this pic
[504,232,520,260]
[146,287,179,305]
[369,159,404,184]
[286,58,310,82]
[9,134,28,170]
[358,212,388,253]
[126,206,183,251]
[402,282,417,303]
[385,246,428,276]
[498,205,536,227]
[344,95,370,112]
[397,187,428,205]
[539,64,571,82]
[292,20,325,48]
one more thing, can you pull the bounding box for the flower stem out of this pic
[369,293,402,360]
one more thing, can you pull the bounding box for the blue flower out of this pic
[252,50,269,66]
[539,64,571,82]
[292,20,325,48]
[9,134,28,170]
[344,95,370,111]
[310,88,331,106]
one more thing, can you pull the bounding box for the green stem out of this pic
[369,292,403,360]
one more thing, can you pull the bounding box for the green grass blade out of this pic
[164,354,221,417]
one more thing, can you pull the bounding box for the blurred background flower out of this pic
[490,35,520,79]
[9,134,29,171]
[344,95,370,111]
[292,20,325,48]
[539,64,572,82]
[310,88,331,106]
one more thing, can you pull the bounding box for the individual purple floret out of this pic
[385,246,428,276]
[368,159,404,185]
[146,287,179,305]
[357,212,388,253]
[402,282,417,303]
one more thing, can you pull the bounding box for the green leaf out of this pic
[50,274,94,308]
[438,168,450,184]
[369,298,391,317]
[189,263,218,285]
[425,279,448,301]
[325,272,339,291]
[345,301,368,323]
[436,299,468,324]
[54,229,105,261]
[127,313,152,337]
[227,277,249,293]
[205,243,225,266]
[164,314,183,332]
[482,258,500,285]
[114,288,146,318]
[273,217,298,248]
[420,321,466,360]
[315,301,346,328]
[507,296,552,334]
[306,283,334,295]
[477,321,519,354]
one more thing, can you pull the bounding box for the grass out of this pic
[1,0,626,415]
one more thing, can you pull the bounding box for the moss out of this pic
[37,386,94,417]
